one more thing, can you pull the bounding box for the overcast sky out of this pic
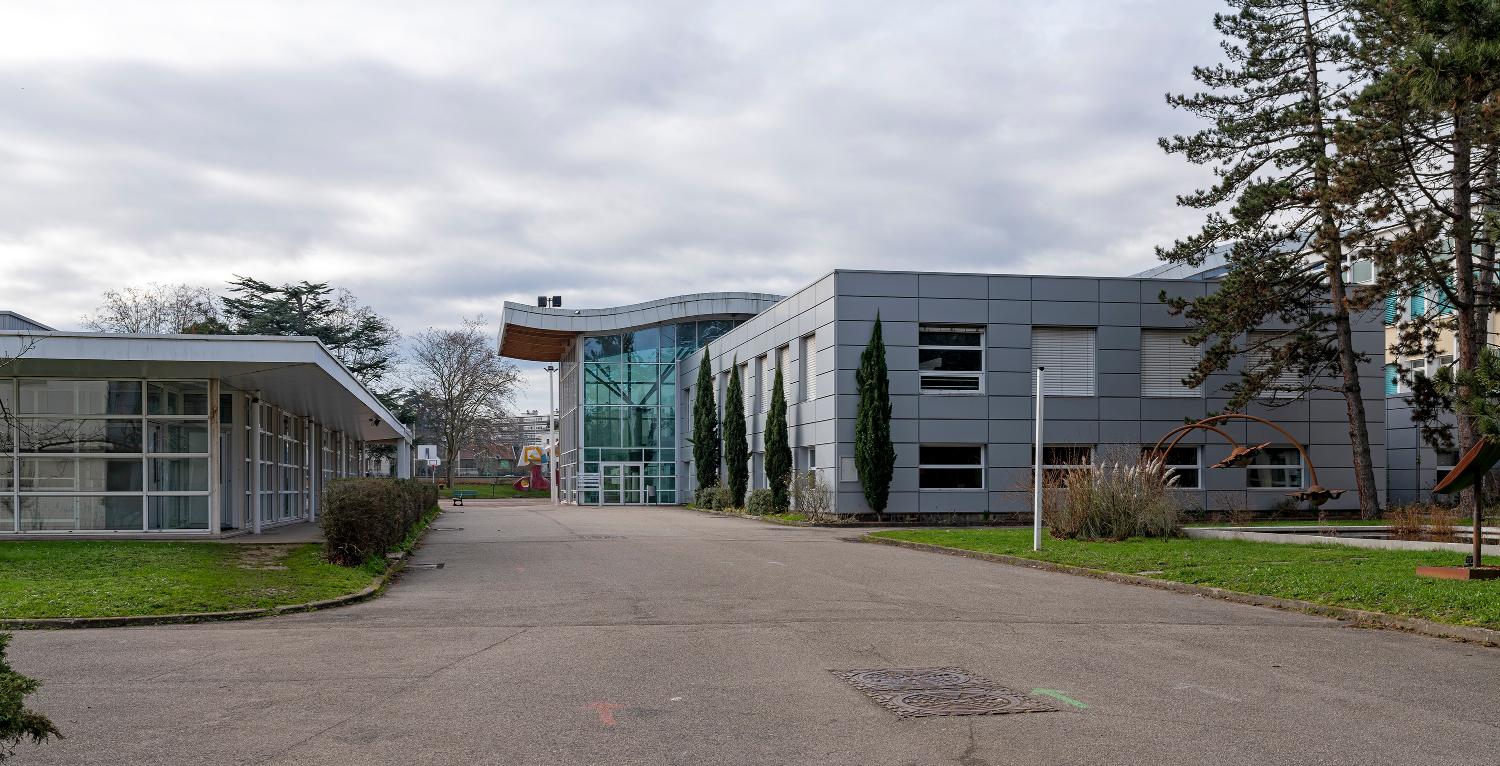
[0,0,1221,413]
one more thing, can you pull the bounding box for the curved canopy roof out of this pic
[497,292,783,362]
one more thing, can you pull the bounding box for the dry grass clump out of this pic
[1048,453,1182,541]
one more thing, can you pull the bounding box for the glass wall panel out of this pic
[149,496,209,530]
[20,419,142,453]
[150,458,210,492]
[626,328,658,363]
[20,496,142,531]
[0,498,11,530]
[148,421,209,453]
[19,457,143,492]
[583,334,623,363]
[148,381,209,415]
[18,380,141,415]
[675,322,697,359]
[699,320,734,346]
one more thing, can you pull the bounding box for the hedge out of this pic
[320,478,440,566]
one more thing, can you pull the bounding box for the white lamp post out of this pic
[545,364,558,504]
[1033,366,1045,552]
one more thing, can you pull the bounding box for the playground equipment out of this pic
[514,444,551,492]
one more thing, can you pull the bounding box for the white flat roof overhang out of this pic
[0,331,410,442]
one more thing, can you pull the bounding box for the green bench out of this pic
[451,489,478,506]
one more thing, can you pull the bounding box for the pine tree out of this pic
[855,315,896,517]
[0,632,62,760]
[765,364,792,512]
[691,345,721,493]
[220,276,399,386]
[1157,0,1383,517]
[723,358,749,506]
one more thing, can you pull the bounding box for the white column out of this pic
[396,438,413,479]
[209,379,222,535]
[305,416,317,522]
[1033,367,1045,552]
[250,394,262,535]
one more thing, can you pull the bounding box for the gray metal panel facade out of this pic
[683,269,1387,515]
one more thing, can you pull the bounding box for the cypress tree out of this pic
[692,345,721,492]
[855,315,896,517]
[765,364,792,511]
[723,358,749,506]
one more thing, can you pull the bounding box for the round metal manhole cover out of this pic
[884,687,1054,717]
[842,668,975,691]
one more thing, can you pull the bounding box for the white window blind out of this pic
[759,355,771,412]
[1247,332,1301,394]
[1141,330,1202,397]
[1031,328,1096,396]
[801,334,817,401]
[779,345,793,403]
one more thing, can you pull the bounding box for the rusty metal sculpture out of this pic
[1149,413,1345,507]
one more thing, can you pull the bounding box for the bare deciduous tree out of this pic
[82,283,224,334]
[407,317,522,487]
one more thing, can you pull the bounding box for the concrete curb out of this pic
[1,509,443,631]
[687,507,814,527]
[861,535,1500,648]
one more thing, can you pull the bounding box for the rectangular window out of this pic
[1143,446,1200,489]
[918,445,984,489]
[1038,445,1093,484]
[1246,332,1301,395]
[779,344,793,403]
[1141,330,1202,397]
[919,325,983,393]
[1435,449,1459,484]
[1031,328,1095,396]
[1246,447,1304,489]
[801,334,818,401]
[760,354,772,412]
[1349,259,1374,284]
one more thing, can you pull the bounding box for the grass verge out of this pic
[871,528,1500,631]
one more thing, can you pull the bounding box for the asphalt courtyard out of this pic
[10,502,1500,765]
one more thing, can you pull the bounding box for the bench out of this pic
[451,489,478,506]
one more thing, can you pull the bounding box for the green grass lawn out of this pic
[437,482,550,499]
[0,541,379,619]
[872,528,1500,631]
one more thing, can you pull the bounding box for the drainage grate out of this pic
[431,527,464,531]
[832,668,1057,719]
[406,562,445,569]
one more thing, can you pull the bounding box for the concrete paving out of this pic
[9,502,1500,765]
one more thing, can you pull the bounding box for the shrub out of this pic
[1386,502,1462,542]
[695,485,735,511]
[0,633,62,762]
[745,488,777,516]
[791,470,835,522]
[321,478,439,566]
[1048,453,1181,540]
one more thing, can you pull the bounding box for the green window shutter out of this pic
[1384,294,1399,325]
[1385,363,1400,396]
[1410,293,1425,316]
[1439,277,1454,315]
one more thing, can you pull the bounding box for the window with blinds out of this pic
[779,344,793,403]
[1141,330,1202,397]
[801,334,817,401]
[1246,332,1301,395]
[1031,328,1096,396]
[759,354,771,412]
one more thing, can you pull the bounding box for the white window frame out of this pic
[1144,445,1200,489]
[1434,448,1459,484]
[917,444,985,491]
[1036,444,1094,484]
[1246,447,1305,489]
[919,325,985,394]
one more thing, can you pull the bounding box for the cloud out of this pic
[0,0,1221,412]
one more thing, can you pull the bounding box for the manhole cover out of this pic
[832,668,1056,719]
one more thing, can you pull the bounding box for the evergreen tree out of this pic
[854,315,896,517]
[221,276,399,386]
[723,358,749,506]
[765,364,792,512]
[0,632,62,761]
[691,346,721,492]
[1157,0,1383,517]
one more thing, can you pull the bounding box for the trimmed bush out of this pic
[695,485,735,511]
[745,488,777,516]
[321,478,440,566]
[1048,453,1181,541]
[1,632,62,761]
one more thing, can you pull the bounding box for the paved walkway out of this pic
[10,503,1500,765]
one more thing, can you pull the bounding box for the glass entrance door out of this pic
[599,463,644,505]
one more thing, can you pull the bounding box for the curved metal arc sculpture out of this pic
[1148,413,1344,507]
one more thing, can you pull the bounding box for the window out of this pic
[759,354,771,412]
[1435,449,1459,484]
[1141,331,1202,397]
[1031,328,1095,396]
[1037,445,1092,484]
[1349,259,1374,284]
[801,334,818,401]
[919,325,984,393]
[1143,446,1200,489]
[1245,332,1301,395]
[1246,447,1304,489]
[779,344,793,403]
[918,445,984,489]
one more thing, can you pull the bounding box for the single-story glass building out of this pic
[498,270,1387,515]
[1,320,412,538]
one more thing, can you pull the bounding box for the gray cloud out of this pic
[0,0,1222,411]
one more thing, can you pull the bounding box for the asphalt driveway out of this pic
[10,502,1499,765]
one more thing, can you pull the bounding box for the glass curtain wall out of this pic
[577,319,736,505]
[2,378,210,532]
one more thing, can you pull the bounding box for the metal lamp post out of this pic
[545,364,558,504]
[1033,366,1045,551]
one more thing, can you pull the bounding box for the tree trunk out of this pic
[1450,109,1482,563]
[1301,0,1381,517]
